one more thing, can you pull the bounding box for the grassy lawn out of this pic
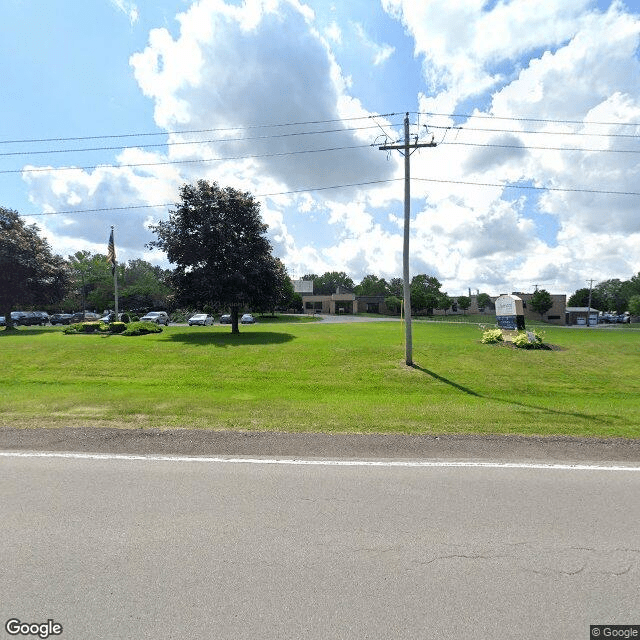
[1,321,639,438]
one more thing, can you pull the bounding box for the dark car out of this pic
[219,314,232,324]
[32,311,50,325]
[50,313,74,325]
[70,312,102,323]
[10,312,32,325]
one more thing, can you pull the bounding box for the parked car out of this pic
[10,312,36,326]
[241,313,255,324]
[1,312,42,326]
[219,314,232,324]
[50,313,74,325]
[140,311,169,325]
[70,311,102,323]
[188,313,213,326]
[32,311,49,325]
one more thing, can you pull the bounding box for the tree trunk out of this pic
[231,307,240,334]
[2,305,15,330]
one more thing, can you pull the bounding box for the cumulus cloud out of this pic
[19,0,640,296]
[382,0,640,294]
[463,134,528,173]
[382,0,593,103]
[129,0,394,192]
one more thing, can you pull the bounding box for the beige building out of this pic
[432,292,568,325]
[302,287,568,325]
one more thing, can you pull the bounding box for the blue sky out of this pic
[2,0,640,297]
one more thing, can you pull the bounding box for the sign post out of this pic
[495,294,525,340]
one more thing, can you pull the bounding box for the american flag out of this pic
[107,229,116,275]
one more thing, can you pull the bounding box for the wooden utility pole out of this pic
[587,278,594,327]
[379,113,436,366]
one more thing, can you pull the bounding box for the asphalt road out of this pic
[1,441,639,640]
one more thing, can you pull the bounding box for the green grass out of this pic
[1,321,639,438]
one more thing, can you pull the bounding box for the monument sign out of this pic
[495,294,526,331]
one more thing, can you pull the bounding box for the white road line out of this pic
[1,450,640,471]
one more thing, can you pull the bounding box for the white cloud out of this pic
[19,0,640,297]
[353,23,395,66]
[382,0,593,103]
[109,0,139,24]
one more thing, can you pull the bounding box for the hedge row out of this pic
[64,321,161,336]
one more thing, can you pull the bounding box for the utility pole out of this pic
[587,278,594,327]
[379,113,436,366]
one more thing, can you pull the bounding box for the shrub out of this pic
[481,328,503,344]
[119,313,131,323]
[64,321,107,334]
[512,330,545,349]
[109,322,127,334]
[122,321,163,336]
[63,323,84,334]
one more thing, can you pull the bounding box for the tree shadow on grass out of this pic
[166,330,296,348]
[411,364,618,425]
[0,327,63,337]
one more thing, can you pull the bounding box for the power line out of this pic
[19,175,640,218]
[0,113,403,146]
[417,111,640,128]
[412,177,640,197]
[439,140,640,154]
[2,110,635,147]
[22,178,403,216]
[0,123,403,157]
[429,124,640,140]
[3,143,374,175]
[7,136,640,177]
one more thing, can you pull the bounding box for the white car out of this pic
[140,311,169,325]
[188,313,213,326]
[241,313,255,324]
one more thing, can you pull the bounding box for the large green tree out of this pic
[628,295,640,318]
[456,295,471,315]
[410,274,442,314]
[119,259,173,311]
[148,180,285,333]
[476,293,493,311]
[530,289,553,319]
[65,251,113,313]
[0,207,70,329]
[310,271,355,295]
[594,279,628,313]
[354,274,388,296]
[387,277,404,298]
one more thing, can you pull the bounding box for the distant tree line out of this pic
[20,179,632,333]
[300,271,493,316]
[569,276,640,315]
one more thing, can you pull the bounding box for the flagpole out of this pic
[110,226,119,319]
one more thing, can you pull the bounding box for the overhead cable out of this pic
[0,113,403,146]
